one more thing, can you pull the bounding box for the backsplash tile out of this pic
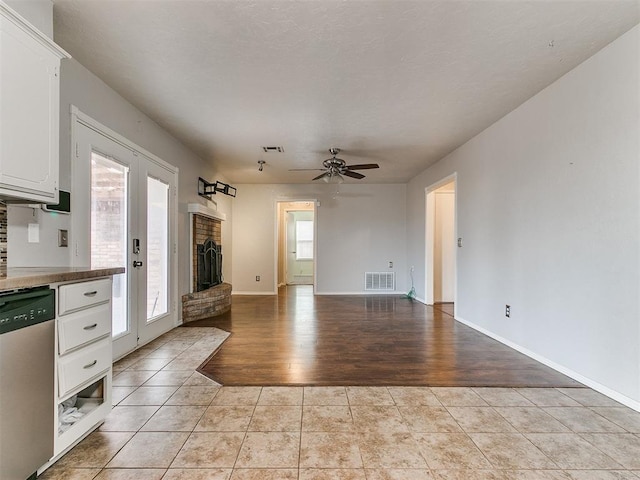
[0,203,7,277]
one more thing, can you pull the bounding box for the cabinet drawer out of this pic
[58,303,111,355]
[59,278,111,315]
[58,337,111,398]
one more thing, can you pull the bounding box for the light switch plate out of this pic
[59,229,68,247]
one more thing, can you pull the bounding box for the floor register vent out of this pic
[364,272,395,291]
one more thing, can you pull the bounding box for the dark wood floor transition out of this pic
[189,285,580,388]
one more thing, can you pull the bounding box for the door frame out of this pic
[274,199,318,294]
[284,209,314,286]
[425,173,457,308]
[70,106,179,359]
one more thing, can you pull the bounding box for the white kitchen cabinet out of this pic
[53,277,113,459]
[0,3,69,203]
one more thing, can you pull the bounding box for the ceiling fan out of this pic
[289,148,379,182]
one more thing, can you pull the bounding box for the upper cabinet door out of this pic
[0,4,69,203]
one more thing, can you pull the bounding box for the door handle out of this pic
[133,238,140,254]
[133,261,143,268]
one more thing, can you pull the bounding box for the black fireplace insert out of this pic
[197,238,222,292]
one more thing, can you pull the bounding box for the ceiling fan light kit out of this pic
[290,148,379,182]
[321,172,344,184]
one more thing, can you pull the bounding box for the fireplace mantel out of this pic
[188,203,226,221]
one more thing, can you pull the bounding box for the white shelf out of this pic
[188,203,226,221]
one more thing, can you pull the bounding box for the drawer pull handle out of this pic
[83,360,98,369]
[84,291,98,297]
[83,323,98,330]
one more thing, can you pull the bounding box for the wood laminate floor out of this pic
[192,286,581,387]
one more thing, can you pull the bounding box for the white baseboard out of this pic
[231,290,277,295]
[455,315,640,412]
[315,291,402,295]
[233,290,405,296]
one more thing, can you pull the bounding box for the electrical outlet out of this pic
[505,305,511,318]
[255,275,260,282]
[388,261,393,268]
[457,237,463,247]
[28,223,39,243]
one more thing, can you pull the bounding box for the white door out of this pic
[137,160,176,346]
[73,120,177,359]
[286,211,314,285]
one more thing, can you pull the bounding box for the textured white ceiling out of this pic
[52,0,639,184]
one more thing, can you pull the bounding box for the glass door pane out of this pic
[90,153,129,337]
[295,220,314,260]
[146,175,169,321]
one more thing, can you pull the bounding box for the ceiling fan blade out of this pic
[289,168,326,171]
[342,170,365,179]
[344,163,379,170]
[312,172,330,181]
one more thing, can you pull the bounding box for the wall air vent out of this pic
[364,272,395,291]
[262,146,284,153]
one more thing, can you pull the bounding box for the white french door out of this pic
[72,114,178,360]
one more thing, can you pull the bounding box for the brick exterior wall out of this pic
[182,282,231,323]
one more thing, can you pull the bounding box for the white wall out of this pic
[7,205,71,267]
[4,0,53,38]
[407,26,640,406]
[8,56,231,320]
[232,183,407,295]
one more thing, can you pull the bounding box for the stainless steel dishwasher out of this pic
[0,287,55,480]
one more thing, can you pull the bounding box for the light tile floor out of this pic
[41,327,640,480]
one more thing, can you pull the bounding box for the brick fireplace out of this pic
[182,203,231,323]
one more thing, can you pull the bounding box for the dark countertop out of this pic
[0,266,125,291]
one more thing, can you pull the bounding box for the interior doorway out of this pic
[276,201,316,288]
[425,176,456,311]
